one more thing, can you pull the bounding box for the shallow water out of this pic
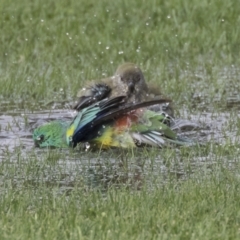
[0,101,239,192]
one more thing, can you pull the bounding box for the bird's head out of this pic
[115,63,148,101]
[33,121,68,148]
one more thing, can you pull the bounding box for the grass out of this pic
[1,0,240,110]
[1,152,240,239]
[1,0,240,239]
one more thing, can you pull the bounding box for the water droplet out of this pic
[146,22,149,26]
[167,15,171,19]
[85,142,91,151]
[136,46,141,53]
[41,19,44,22]
[25,38,28,41]
[106,46,110,50]
[118,51,124,54]
[98,41,101,45]
[66,33,69,36]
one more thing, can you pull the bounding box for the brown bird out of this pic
[73,63,174,117]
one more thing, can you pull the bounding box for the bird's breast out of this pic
[114,109,143,131]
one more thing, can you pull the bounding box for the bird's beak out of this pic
[127,81,135,94]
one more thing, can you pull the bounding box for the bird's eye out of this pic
[37,134,44,142]
[132,74,141,83]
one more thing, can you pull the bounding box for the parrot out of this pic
[73,63,174,117]
[33,96,193,149]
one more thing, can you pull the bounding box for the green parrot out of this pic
[73,63,174,117]
[33,96,193,149]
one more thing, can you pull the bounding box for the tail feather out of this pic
[131,130,195,148]
[131,132,161,147]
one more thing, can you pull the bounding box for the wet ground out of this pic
[1,97,239,192]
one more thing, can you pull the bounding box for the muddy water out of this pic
[0,102,239,191]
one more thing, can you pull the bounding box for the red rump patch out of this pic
[114,109,143,131]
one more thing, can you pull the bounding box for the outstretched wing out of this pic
[69,96,171,147]
[68,96,126,146]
